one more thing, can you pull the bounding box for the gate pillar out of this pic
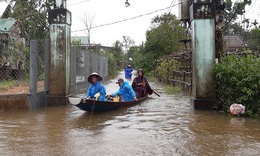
[190,1,217,109]
[47,0,71,106]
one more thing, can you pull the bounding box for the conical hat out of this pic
[88,72,102,83]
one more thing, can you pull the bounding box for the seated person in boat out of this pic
[107,78,137,102]
[86,72,106,101]
[124,64,133,79]
[132,69,153,99]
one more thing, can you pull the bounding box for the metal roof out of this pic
[0,18,16,32]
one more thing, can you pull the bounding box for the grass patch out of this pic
[0,80,19,91]
[147,76,157,82]
[164,85,180,94]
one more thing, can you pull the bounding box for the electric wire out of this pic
[71,2,181,32]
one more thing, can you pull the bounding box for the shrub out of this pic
[213,54,260,117]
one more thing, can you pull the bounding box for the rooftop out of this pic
[0,18,16,32]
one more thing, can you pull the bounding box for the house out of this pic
[0,18,25,69]
[71,36,89,46]
[71,35,113,52]
[223,34,245,53]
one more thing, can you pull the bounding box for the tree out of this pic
[80,12,95,49]
[247,28,260,52]
[12,0,53,44]
[135,13,185,73]
[122,36,135,53]
[224,0,252,35]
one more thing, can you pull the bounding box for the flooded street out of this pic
[1,71,260,155]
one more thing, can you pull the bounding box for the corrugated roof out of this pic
[0,18,16,32]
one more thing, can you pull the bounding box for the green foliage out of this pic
[247,28,260,52]
[0,80,19,92]
[99,40,124,78]
[154,58,180,82]
[164,86,180,95]
[72,40,83,47]
[224,0,252,22]
[10,0,53,43]
[135,13,185,72]
[213,54,260,117]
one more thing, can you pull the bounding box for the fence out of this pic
[168,50,192,94]
[0,40,108,110]
[0,39,49,110]
[70,46,108,95]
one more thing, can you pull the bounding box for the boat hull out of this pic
[70,96,148,112]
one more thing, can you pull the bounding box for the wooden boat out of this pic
[69,95,148,112]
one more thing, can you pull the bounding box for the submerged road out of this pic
[0,71,260,155]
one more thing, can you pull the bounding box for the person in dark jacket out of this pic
[132,69,153,98]
[124,65,133,79]
[86,72,106,101]
[107,78,137,102]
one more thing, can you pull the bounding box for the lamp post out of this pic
[125,0,130,7]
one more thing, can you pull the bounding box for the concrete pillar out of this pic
[190,2,217,109]
[47,1,72,106]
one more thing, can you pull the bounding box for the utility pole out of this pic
[47,0,72,105]
[215,0,225,58]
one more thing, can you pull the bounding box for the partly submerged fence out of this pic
[70,46,108,95]
[0,40,108,110]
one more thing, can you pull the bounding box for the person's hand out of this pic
[134,97,138,101]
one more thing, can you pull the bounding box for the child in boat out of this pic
[107,78,137,102]
[86,72,106,101]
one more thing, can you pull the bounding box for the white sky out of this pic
[67,0,179,46]
[1,0,260,46]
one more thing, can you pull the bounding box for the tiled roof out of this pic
[0,18,16,32]
[223,34,244,48]
[223,34,245,52]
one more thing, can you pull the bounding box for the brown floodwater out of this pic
[0,72,260,155]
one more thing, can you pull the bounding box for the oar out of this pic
[152,89,160,97]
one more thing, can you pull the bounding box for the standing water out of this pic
[0,71,259,155]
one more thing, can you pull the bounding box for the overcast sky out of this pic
[67,0,179,46]
[1,0,259,46]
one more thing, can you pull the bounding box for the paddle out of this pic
[152,89,160,97]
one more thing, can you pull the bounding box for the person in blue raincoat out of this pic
[107,78,137,102]
[86,72,106,101]
[124,65,133,79]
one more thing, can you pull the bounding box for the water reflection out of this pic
[0,74,260,155]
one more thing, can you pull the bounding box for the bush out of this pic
[154,58,180,82]
[213,54,260,117]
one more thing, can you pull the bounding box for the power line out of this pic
[168,0,177,13]
[245,0,257,16]
[72,3,180,33]
[67,0,91,6]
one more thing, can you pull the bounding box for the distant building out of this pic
[71,36,89,46]
[0,18,25,69]
[71,35,113,52]
[223,34,245,53]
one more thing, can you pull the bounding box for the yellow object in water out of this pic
[113,96,119,102]
[94,92,100,101]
